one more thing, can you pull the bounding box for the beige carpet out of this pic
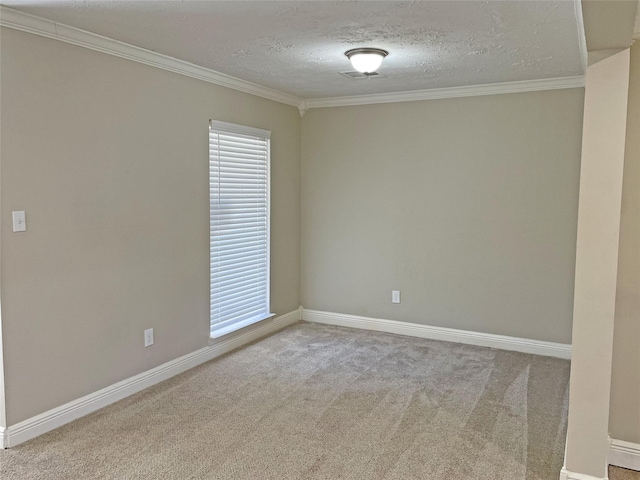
[610,466,640,480]
[1,321,571,479]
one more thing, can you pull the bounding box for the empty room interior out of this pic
[0,1,639,479]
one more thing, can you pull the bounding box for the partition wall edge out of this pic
[562,48,631,480]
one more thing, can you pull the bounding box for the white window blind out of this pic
[209,120,272,338]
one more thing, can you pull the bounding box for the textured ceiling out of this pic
[1,1,584,99]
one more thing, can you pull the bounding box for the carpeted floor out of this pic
[610,466,640,480]
[1,321,573,479]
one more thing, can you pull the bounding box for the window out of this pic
[209,120,273,338]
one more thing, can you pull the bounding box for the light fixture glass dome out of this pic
[345,48,389,74]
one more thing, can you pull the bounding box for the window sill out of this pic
[209,313,276,343]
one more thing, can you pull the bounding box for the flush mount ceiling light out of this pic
[345,48,389,74]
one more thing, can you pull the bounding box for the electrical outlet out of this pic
[144,328,154,347]
[392,290,401,304]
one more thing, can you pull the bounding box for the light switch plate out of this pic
[392,290,401,304]
[12,211,26,232]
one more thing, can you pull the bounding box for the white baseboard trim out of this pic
[609,438,640,471]
[4,308,301,448]
[302,309,572,359]
[560,468,608,480]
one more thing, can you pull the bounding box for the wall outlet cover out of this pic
[144,328,154,347]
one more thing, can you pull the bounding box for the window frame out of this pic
[209,120,274,338]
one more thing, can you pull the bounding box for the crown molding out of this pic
[1,6,586,114]
[301,76,586,111]
[0,6,302,108]
[574,0,588,73]
[635,0,640,41]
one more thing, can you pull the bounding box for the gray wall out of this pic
[609,41,640,445]
[0,28,301,425]
[301,90,584,344]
